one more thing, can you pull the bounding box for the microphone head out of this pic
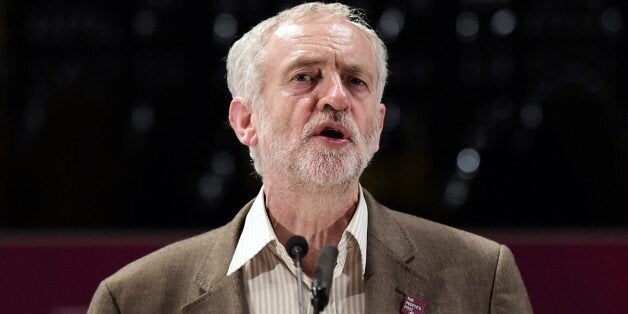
[286,235,309,259]
[314,245,338,289]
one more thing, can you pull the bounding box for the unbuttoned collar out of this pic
[226,185,369,276]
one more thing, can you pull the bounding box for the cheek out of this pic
[263,104,305,136]
[292,96,319,123]
[355,108,377,133]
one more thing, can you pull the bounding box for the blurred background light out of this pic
[198,174,223,202]
[443,180,469,207]
[490,8,517,37]
[456,12,479,43]
[377,7,405,42]
[520,103,543,130]
[457,147,481,174]
[213,13,238,41]
[130,100,155,133]
[600,7,623,35]
[212,151,236,177]
[133,10,157,36]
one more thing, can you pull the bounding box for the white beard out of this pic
[255,107,379,187]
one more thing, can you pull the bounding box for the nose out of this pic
[316,73,350,112]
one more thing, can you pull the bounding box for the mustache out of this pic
[302,110,360,141]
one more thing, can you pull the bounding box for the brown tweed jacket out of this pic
[88,191,532,313]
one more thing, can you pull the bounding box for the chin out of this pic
[294,153,365,187]
[300,173,358,188]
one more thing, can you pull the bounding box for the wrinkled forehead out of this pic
[272,16,356,41]
[263,16,377,71]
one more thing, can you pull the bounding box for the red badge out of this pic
[400,294,426,314]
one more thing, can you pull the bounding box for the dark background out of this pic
[1,0,626,230]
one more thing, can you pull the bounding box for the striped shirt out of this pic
[226,187,368,313]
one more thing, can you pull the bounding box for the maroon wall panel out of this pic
[1,232,627,313]
[506,235,628,314]
[0,234,189,314]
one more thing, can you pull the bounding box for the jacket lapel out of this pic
[364,191,431,313]
[180,200,254,314]
[180,272,247,314]
[180,191,432,313]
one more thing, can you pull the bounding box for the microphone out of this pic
[286,236,309,314]
[311,245,339,314]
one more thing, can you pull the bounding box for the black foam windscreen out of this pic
[286,235,309,259]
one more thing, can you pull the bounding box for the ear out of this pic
[374,102,386,151]
[377,103,386,134]
[228,97,258,147]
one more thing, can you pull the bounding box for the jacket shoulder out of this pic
[90,225,231,313]
[108,229,221,283]
[390,209,499,251]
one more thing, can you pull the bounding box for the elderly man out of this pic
[89,2,531,313]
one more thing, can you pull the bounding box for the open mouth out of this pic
[320,127,345,140]
[313,124,350,142]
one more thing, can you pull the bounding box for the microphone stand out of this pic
[286,236,309,314]
[311,285,326,314]
[294,249,306,314]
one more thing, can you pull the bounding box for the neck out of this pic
[263,178,360,277]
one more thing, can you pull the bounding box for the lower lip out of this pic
[313,135,350,147]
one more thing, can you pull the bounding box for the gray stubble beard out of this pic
[254,107,380,188]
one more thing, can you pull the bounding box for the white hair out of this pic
[226,2,388,108]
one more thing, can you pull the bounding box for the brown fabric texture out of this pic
[88,191,532,313]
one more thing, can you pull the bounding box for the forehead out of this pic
[264,16,377,75]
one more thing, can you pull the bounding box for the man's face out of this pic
[254,16,385,186]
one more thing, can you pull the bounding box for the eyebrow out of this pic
[281,54,327,75]
[281,53,375,84]
[342,64,372,80]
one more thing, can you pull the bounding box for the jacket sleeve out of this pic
[490,245,533,313]
[87,280,121,314]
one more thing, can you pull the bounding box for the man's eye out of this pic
[294,74,313,82]
[349,77,366,86]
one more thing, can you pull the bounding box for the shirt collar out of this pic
[226,187,275,276]
[340,187,368,274]
[226,185,369,276]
